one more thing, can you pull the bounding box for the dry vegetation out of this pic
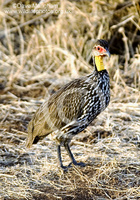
[0,0,140,199]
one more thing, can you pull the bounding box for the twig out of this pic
[111,16,134,29]
[0,13,51,39]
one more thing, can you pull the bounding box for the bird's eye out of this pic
[96,46,101,51]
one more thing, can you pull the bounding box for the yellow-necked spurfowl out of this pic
[26,39,110,170]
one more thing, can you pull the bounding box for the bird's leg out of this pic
[64,142,86,167]
[57,145,70,171]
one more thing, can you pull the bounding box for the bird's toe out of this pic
[72,161,86,167]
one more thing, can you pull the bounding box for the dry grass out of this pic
[0,0,140,199]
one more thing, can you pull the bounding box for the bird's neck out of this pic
[95,56,105,71]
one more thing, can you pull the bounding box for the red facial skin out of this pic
[96,45,106,54]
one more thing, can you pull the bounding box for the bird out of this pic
[26,39,111,171]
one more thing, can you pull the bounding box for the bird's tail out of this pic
[26,118,51,148]
[26,119,34,148]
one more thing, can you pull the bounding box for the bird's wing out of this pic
[33,77,89,128]
[27,75,98,143]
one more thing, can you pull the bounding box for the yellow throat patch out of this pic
[95,56,105,71]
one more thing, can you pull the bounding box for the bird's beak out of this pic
[105,48,111,57]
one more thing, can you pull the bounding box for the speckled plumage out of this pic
[26,39,110,170]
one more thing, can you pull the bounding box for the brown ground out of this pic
[0,0,140,199]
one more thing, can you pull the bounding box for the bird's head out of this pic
[92,39,110,71]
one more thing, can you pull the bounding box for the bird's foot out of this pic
[69,161,86,167]
[76,161,86,167]
[60,161,86,172]
[60,164,72,172]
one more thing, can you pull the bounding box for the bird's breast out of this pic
[82,71,110,122]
